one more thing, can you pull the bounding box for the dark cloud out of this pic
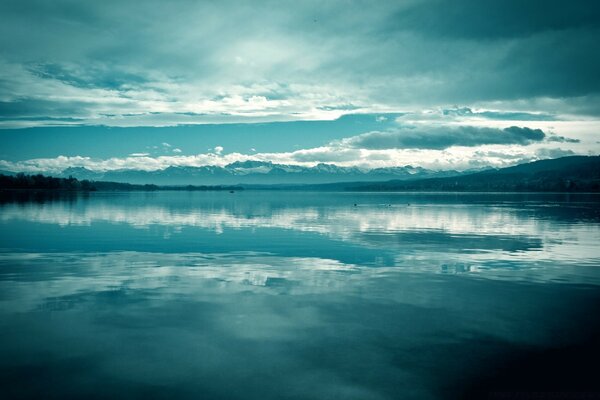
[389,0,600,40]
[536,148,576,159]
[0,100,91,118]
[546,136,581,143]
[344,126,545,150]
[442,107,557,121]
[27,63,150,90]
[316,104,361,112]
[493,30,600,99]
[474,150,527,160]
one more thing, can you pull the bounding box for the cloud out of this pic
[535,148,576,159]
[0,0,597,172]
[0,0,599,128]
[546,135,580,143]
[0,153,251,174]
[0,142,585,175]
[391,0,600,39]
[291,147,361,163]
[440,107,557,121]
[341,125,545,150]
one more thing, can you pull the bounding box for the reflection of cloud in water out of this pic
[1,197,599,265]
[1,194,600,400]
[0,202,548,236]
[0,250,598,399]
[1,251,599,317]
[0,252,358,312]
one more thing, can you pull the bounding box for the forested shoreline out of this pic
[0,174,242,192]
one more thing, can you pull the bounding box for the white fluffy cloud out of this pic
[0,143,586,174]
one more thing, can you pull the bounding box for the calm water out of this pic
[1,191,600,399]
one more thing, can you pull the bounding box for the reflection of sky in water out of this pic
[1,192,599,277]
[1,192,600,399]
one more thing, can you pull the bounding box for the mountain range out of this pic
[50,161,466,185]
[2,156,599,192]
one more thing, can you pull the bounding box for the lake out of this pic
[1,191,599,399]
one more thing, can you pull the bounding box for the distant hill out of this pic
[346,156,600,192]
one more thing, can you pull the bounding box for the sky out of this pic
[1,0,599,172]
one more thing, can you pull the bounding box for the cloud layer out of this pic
[0,0,599,127]
[342,126,546,150]
[0,1,597,172]
[0,122,586,174]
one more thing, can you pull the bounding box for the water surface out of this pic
[1,191,599,399]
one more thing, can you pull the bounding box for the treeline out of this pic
[0,173,242,192]
[0,173,96,191]
[92,181,243,191]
